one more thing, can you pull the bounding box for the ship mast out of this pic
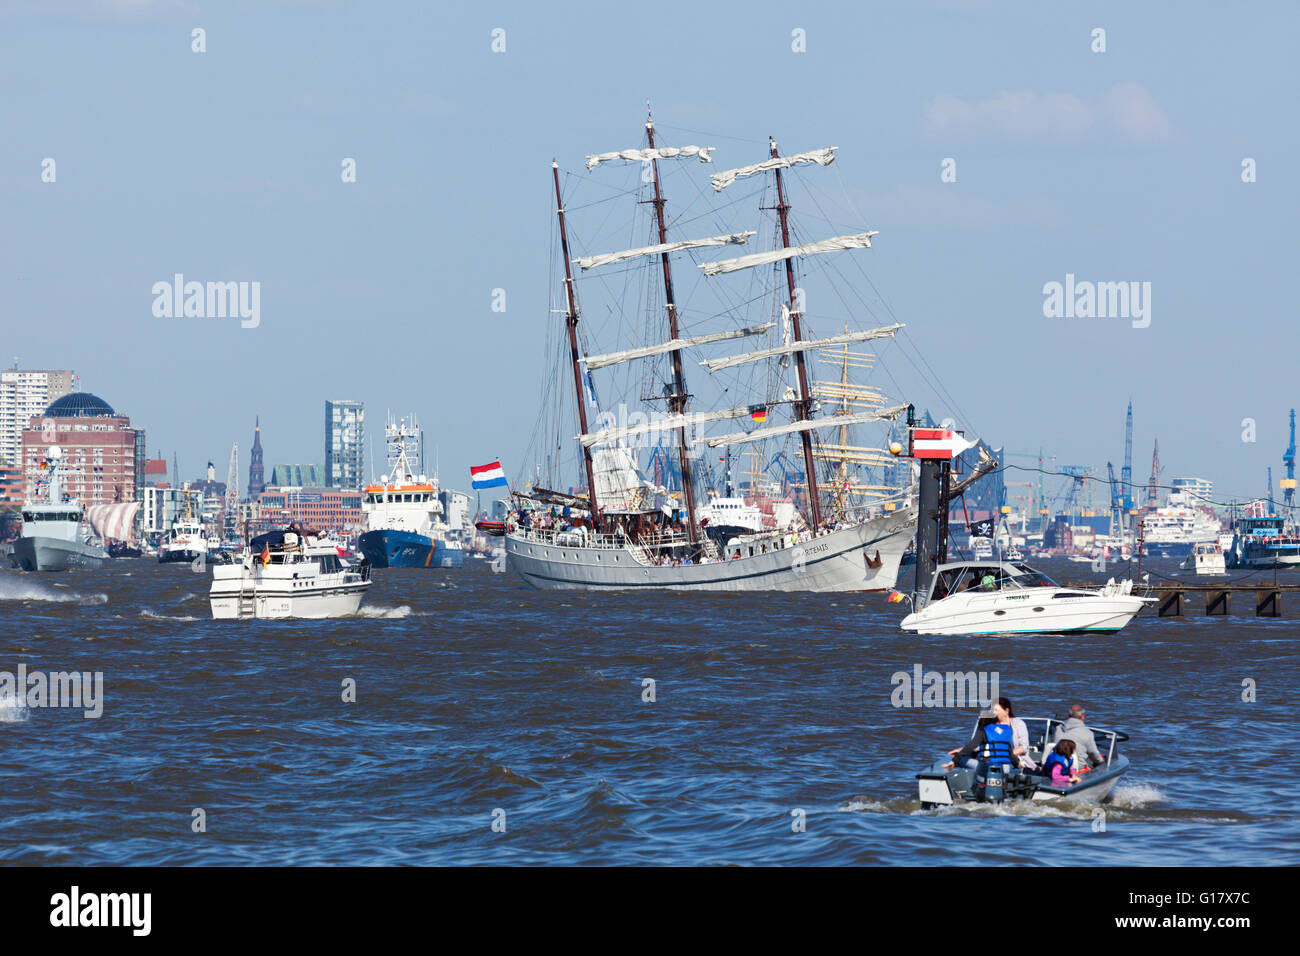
[771,138,822,529]
[645,119,701,543]
[552,161,601,522]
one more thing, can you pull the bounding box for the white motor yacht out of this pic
[1181,541,1226,575]
[210,525,371,619]
[898,560,1154,635]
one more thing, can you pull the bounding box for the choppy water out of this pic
[0,555,1294,865]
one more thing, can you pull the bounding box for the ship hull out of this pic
[1142,541,1195,559]
[10,536,107,572]
[504,506,915,592]
[358,530,463,569]
[158,548,204,565]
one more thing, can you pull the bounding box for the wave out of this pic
[0,576,107,605]
[0,693,30,724]
[139,608,200,623]
[354,604,413,619]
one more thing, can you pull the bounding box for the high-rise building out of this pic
[1171,476,1214,509]
[20,392,145,506]
[248,416,265,498]
[325,400,365,490]
[0,367,75,466]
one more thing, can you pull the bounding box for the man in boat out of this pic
[1054,704,1104,769]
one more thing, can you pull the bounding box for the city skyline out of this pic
[2,1,1295,507]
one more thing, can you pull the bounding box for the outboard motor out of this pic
[975,760,1006,803]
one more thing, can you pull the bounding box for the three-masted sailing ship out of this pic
[504,116,917,591]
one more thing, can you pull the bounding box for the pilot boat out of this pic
[210,525,371,619]
[898,560,1154,635]
[916,715,1131,808]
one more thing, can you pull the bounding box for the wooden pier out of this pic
[1065,581,1298,618]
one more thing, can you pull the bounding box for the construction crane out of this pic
[1282,409,1296,522]
[1107,461,1123,540]
[1120,401,1134,512]
[1006,449,1052,531]
[1058,465,1093,520]
[1146,439,1160,510]
[223,443,239,539]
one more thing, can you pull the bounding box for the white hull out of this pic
[209,586,368,620]
[901,589,1150,635]
[505,506,915,592]
[209,551,371,619]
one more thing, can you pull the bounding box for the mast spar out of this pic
[771,137,823,529]
[645,119,701,543]
[551,161,601,523]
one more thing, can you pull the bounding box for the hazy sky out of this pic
[2,0,1296,506]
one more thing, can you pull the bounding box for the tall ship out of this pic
[1139,490,1221,558]
[502,116,916,591]
[357,416,463,569]
[9,446,108,571]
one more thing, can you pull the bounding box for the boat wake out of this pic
[354,604,415,619]
[0,576,107,605]
[0,692,30,724]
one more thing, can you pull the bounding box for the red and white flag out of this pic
[911,428,976,460]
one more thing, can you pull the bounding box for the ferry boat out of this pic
[210,525,371,619]
[1225,515,1300,569]
[503,120,915,591]
[357,416,463,569]
[9,446,108,571]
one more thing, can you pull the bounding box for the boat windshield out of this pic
[1009,563,1057,587]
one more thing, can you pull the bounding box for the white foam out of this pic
[139,608,199,622]
[0,576,107,604]
[1108,781,1165,808]
[0,692,30,724]
[354,604,413,619]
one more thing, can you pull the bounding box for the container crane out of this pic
[1283,409,1296,523]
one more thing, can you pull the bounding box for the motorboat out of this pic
[898,560,1154,635]
[917,715,1131,808]
[1181,541,1226,575]
[210,525,372,619]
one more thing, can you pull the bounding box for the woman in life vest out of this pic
[942,700,1018,771]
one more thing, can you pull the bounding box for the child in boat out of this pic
[1042,740,1081,786]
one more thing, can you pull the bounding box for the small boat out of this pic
[916,715,1131,808]
[1005,547,1024,561]
[898,560,1154,635]
[210,525,372,619]
[1181,541,1226,575]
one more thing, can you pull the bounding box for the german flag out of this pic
[750,406,768,423]
[260,545,270,568]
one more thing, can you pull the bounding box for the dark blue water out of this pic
[0,557,1294,865]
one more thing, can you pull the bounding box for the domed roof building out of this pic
[43,392,116,419]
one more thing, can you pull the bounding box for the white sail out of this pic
[575,232,756,270]
[580,406,761,449]
[699,325,904,373]
[585,146,715,170]
[699,406,909,449]
[592,446,656,511]
[85,501,142,541]
[581,324,774,371]
[700,232,879,277]
[710,147,838,192]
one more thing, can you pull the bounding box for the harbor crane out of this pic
[1107,461,1123,541]
[1120,401,1134,511]
[1283,409,1296,524]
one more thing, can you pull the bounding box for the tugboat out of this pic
[158,491,208,564]
[9,446,108,571]
[357,416,463,569]
[917,714,1131,808]
[209,523,371,619]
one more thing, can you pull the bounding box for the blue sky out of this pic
[2,0,1296,504]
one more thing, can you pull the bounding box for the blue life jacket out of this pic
[982,722,1015,767]
[1042,752,1072,779]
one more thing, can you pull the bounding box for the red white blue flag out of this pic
[470,460,508,489]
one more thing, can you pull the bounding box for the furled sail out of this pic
[575,232,756,271]
[580,406,763,449]
[699,232,879,277]
[710,147,838,192]
[585,146,715,170]
[699,406,909,449]
[592,446,656,511]
[581,323,774,371]
[85,501,142,541]
[699,325,904,373]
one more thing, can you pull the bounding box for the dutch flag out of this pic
[470,460,509,489]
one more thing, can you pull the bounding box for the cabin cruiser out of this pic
[917,715,1131,807]
[9,447,107,571]
[209,525,371,619]
[1181,541,1226,575]
[898,560,1154,635]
